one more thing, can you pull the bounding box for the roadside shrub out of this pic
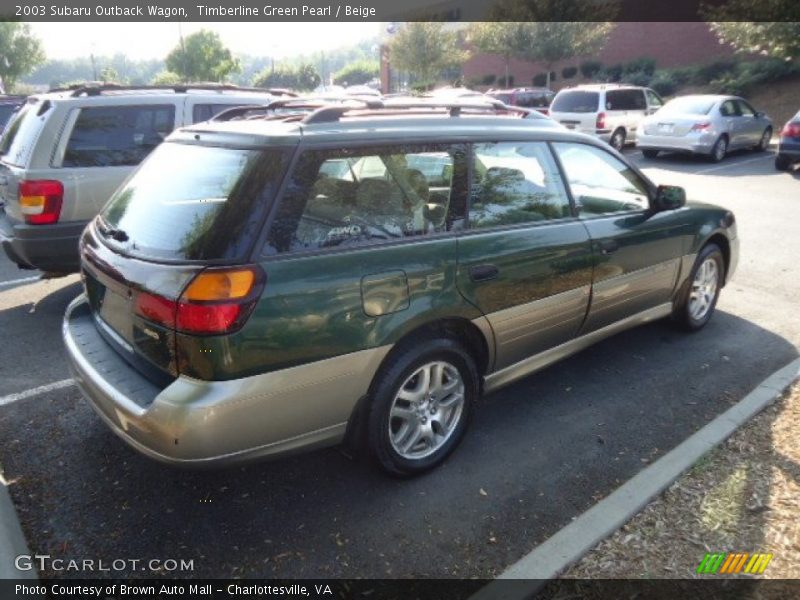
[695,58,738,84]
[650,72,678,97]
[333,60,379,86]
[580,60,603,79]
[497,74,514,87]
[710,58,800,96]
[482,74,497,86]
[600,63,623,82]
[562,66,578,80]
[624,57,656,77]
[532,73,547,86]
[621,71,653,87]
[549,71,557,83]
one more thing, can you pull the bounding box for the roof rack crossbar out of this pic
[57,83,298,97]
[301,99,527,125]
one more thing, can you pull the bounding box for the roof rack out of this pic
[50,83,298,98]
[301,99,526,125]
[210,97,378,122]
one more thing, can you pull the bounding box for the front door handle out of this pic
[596,240,620,255]
[469,264,499,282]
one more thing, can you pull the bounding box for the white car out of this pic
[549,84,664,151]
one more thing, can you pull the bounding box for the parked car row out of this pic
[0,90,743,474]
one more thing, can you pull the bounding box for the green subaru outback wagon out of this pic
[63,100,738,475]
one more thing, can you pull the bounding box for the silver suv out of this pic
[549,84,664,151]
[0,84,290,274]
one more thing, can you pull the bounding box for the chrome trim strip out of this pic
[484,303,672,394]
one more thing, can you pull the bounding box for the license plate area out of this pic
[99,288,134,343]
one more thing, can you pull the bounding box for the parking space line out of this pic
[0,379,75,407]
[694,154,772,175]
[0,276,40,289]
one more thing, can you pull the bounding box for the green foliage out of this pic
[165,29,241,82]
[389,23,468,85]
[0,22,46,92]
[99,66,125,84]
[333,60,379,86]
[549,71,557,83]
[649,72,678,97]
[709,58,800,96]
[696,58,738,83]
[150,71,183,86]
[599,63,623,82]
[252,63,321,91]
[482,74,497,86]
[704,0,800,61]
[29,54,163,88]
[624,57,656,76]
[580,60,604,79]
[562,66,578,79]
[497,75,515,88]
[621,71,653,87]
[532,73,548,87]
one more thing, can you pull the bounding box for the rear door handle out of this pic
[469,264,499,282]
[596,240,620,255]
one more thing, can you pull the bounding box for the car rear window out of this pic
[0,100,49,167]
[0,104,19,129]
[551,91,599,113]
[100,142,289,261]
[658,97,716,116]
[63,105,175,168]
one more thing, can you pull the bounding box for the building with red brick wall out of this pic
[382,22,742,92]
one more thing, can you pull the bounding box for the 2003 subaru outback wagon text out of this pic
[63,100,738,475]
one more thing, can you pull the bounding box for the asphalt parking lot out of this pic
[0,147,798,579]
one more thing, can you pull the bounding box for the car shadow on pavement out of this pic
[0,309,796,580]
[635,149,777,177]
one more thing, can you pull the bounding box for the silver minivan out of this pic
[0,84,288,273]
[549,84,664,151]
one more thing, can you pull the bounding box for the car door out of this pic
[719,99,748,149]
[552,142,688,333]
[456,141,594,370]
[645,89,664,116]
[735,99,763,145]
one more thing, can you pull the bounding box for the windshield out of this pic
[551,91,599,113]
[658,97,716,116]
[0,104,19,130]
[100,142,289,261]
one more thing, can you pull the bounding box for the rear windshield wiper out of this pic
[97,219,129,242]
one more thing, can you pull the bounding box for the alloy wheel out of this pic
[388,361,465,460]
[689,258,719,321]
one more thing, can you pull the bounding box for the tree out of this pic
[165,29,241,82]
[150,71,183,86]
[468,23,536,89]
[252,63,320,91]
[704,1,800,61]
[334,60,380,86]
[0,22,46,92]
[100,66,124,84]
[388,23,469,88]
[486,1,618,88]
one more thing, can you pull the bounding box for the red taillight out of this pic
[781,122,800,138]
[19,180,63,225]
[133,266,263,335]
[691,121,712,132]
[596,112,606,130]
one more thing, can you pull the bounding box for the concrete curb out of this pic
[0,465,36,579]
[472,356,800,599]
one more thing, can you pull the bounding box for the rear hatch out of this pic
[549,90,600,134]
[80,140,290,384]
[0,98,52,221]
[643,112,708,137]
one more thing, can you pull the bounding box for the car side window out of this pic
[469,142,572,229]
[646,90,663,109]
[63,105,175,168]
[264,144,463,255]
[606,89,644,111]
[720,100,739,117]
[553,143,650,216]
[736,100,755,117]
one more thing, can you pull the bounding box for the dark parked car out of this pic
[0,95,25,133]
[775,110,800,171]
[486,87,554,114]
[63,100,738,475]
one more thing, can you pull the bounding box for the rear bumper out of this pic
[777,138,800,160]
[0,211,85,272]
[63,295,390,467]
[636,131,716,154]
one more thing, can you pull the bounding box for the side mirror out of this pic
[653,185,686,211]
[755,111,766,119]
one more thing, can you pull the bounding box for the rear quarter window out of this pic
[62,105,175,168]
[0,100,49,167]
[551,91,599,113]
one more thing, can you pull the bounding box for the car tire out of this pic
[709,136,728,163]
[642,149,660,159]
[775,154,791,171]
[755,128,772,152]
[610,128,626,152]
[366,337,478,476]
[672,244,725,332]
